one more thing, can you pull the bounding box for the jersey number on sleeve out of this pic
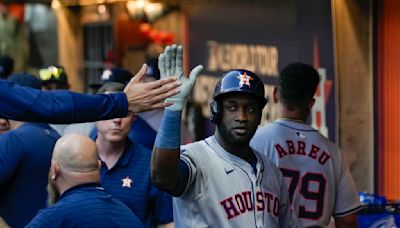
[280,168,326,220]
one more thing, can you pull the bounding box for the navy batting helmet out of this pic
[210,69,267,124]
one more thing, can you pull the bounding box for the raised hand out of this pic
[158,44,203,111]
[123,64,181,113]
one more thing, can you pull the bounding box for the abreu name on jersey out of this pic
[274,140,331,165]
[220,190,280,220]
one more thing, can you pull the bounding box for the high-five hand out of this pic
[158,44,203,111]
[123,63,181,113]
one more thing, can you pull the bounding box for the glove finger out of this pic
[158,53,166,79]
[170,44,177,76]
[176,45,184,79]
[165,46,172,77]
[189,65,204,82]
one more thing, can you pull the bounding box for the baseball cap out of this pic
[97,82,126,94]
[39,65,68,85]
[89,67,133,90]
[8,73,42,89]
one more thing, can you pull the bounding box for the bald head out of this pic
[52,134,98,172]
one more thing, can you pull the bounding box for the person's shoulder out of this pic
[27,203,63,226]
[256,122,275,131]
[16,123,58,136]
[181,138,208,152]
[253,122,278,137]
[309,130,341,156]
[179,138,213,167]
[55,188,111,213]
[0,128,24,147]
[318,133,338,147]
[25,209,54,227]
[0,128,17,140]
[128,140,153,166]
[128,139,153,159]
[131,116,156,134]
[74,190,144,225]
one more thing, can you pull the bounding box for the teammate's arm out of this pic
[335,213,358,228]
[0,64,179,123]
[151,45,203,195]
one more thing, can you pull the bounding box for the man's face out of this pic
[216,93,261,146]
[96,113,136,142]
[0,118,10,134]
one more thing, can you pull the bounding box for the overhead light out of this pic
[51,0,61,9]
[126,0,146,20]
[98,4,106,14]
[144,2,163,21]
[126,0,164,22]
[136,0,147,9]
[97,4,110,20]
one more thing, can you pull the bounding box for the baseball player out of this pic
[151,44,296,227]
[250,63,361,227]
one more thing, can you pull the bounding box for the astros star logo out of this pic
[121,176,133,188]
[101,69,112,80]
[237,72,253,88]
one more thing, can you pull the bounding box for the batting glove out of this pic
[158,44,203,111]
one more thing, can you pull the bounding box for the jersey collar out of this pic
[206,136,264,176]
[60,182,103,200]
[275,118,317,132]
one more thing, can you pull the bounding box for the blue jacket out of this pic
[0,123,60,227]
[26,183,144,228]
[0,79,128,123]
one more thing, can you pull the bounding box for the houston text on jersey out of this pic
[219,190,280,220]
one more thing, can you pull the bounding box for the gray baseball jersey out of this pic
[174,136,296,228]
[250,119,361,227]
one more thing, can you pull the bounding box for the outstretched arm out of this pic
[151,45,203,195]
[0,64,179,123]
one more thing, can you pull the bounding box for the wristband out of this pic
[155,110,182,149]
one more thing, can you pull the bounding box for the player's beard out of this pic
[217,122,256,146]
[47,178,60,206]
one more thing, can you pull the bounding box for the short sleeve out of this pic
[333,150,361,217]
[179,143,210,199]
